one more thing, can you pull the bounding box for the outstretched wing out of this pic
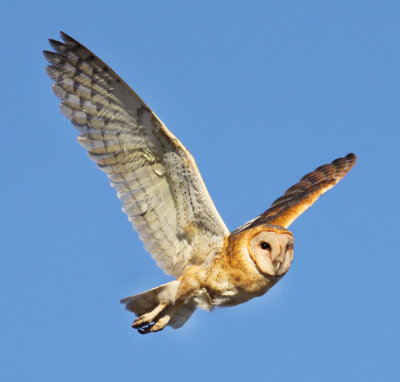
[44,32,229,277]
[236,153,356,231]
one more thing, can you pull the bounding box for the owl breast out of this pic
[201,247,282,308]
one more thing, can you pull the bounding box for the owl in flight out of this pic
[44,32,356,334]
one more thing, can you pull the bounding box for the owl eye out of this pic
[260,241,271,251]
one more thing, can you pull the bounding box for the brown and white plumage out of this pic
[44,32,228,277]
[234,153,357,233]
[44,32,356,334]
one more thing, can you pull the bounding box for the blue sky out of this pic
[2,1,399,381]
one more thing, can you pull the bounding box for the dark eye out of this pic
[260,241,271,250]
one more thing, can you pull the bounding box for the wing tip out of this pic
[42,50,53,62]
[60,31,75,44]
[345,152,356,160]
[332,152,357,179]
[345,152,357,167]
[44,32,76,54]
[245,152,358,230]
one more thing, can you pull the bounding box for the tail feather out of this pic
[169,303,196,329]
[120,281,179,316]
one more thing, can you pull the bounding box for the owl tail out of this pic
[120,281,196,329]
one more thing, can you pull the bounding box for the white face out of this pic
[248,230,294,276]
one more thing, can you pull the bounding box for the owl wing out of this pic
[235,153,356,231]
[43,32,229,277]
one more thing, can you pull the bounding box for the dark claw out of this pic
[137,323,154,334]
[132,320,147,329]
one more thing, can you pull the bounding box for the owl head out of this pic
[233,224,294,277]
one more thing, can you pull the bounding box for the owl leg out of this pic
[131,271,203,334]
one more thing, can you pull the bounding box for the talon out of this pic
[138,324,154,334]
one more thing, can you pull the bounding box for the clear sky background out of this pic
[1,1,399,381]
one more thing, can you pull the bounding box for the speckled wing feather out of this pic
[43,32,229,276]
[236,154,356,231]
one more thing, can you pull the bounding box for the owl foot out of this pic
[136,315,172,334]
[131,303,171,334]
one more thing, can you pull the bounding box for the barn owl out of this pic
[44,32,356,334]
